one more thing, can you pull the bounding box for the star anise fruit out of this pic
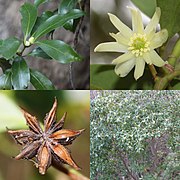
[8,98,85,175]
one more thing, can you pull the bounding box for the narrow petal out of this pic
[108,13,132,38]
[15,141,40,160]
[50,129,85,145]
[128,7,144,33]
[114,58,135,77]
[8,129,37,145]
[112,52,134,64]
[37,143,51,175]
[44,98,57,132]
[150,29,168,49]
[109,32,129,45]
[134,58,145,80]
[50,144,80,170]
[143,52,153,65]
[149,50,166,67]
[21,108,42,134]
[94,42,127,52]
[145,7,161,34]
[147,29,156,41]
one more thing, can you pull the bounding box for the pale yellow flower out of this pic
[94,7,168,80]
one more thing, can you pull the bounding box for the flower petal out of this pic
[134,58,145,80]
[143,52,153,64]
[112,52,134,64]
[50,144,80,170]
[150,29,168,49]
[38,143,51,175]
[114,58,135,77]
[94,42,127,52]
[145,7,161,34]
[108,13,132,38]
[128,7,144,33]
[147,28,156,41]
[109,32,129,45]
[149,50,166,67]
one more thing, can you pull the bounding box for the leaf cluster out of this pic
[0,0,85,90]
[90,91,180,179]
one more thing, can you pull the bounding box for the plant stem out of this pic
[154,70,180,90]
[52,159,89,180]
[148,64,158,81]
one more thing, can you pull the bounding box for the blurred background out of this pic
[0,0,90,89]
[0,90,90,180]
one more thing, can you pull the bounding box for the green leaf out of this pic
[131,0,156,17]
[0,94,27,132]
[20,2,37,40]
[11,57,30,90]
[58,0,79,31]
[0,37,21,59]
[34,0,49,8]
[32,9,84,40]
[90,64,153,90]
[0,70,12,90]
[28,47,52,59]
[157,0,180,38]
[30,69,55,90]
[36,40,82,63]
[31,11,54,35]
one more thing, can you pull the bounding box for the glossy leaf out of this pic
[28,47,52,59]
[34,0,49,8]
[157,0,180,38]
[30,69,55,90]
[20,2,37,40]
[36,40,82,63]
[0,38,21,59]
[131,0,156,17]
[31,11,54,35]
[0,70,12,90]
[11,57,30,90]
[58,0,79,31]
[90,64,153,90]
[32,9,84,40]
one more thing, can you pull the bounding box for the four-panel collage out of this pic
[0,0,179,180]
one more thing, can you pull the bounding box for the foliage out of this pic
[90,91,180,179]
[0,0,85,90]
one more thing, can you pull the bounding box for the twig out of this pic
[69,0,87,89]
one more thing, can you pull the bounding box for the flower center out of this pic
[128,33,150,57]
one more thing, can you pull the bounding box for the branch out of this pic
[119,151,138,180]
[52,159,89,180]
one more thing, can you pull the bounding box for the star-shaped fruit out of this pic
[8,98,85,175]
